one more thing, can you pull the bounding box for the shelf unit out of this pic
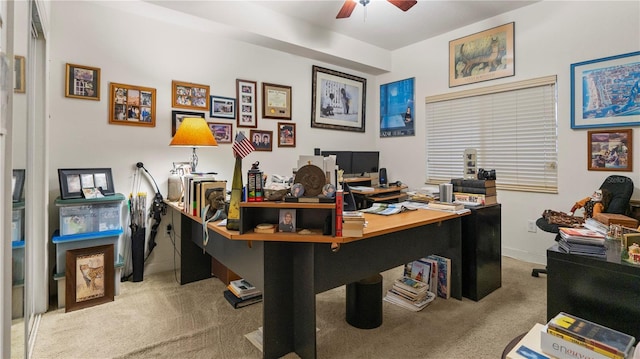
[51,194,125,309]
[239,202,336,237]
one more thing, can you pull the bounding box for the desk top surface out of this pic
[166,201,463,244]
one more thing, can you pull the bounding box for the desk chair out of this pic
[531,175,634,277]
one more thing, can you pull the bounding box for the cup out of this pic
[439,183,453,203]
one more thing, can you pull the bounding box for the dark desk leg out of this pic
[179,214,212,284]
[262,242,316,359]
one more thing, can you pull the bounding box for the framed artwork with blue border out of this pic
[571,51,640,129]
[210,95,236,119]
[380,77,415,137]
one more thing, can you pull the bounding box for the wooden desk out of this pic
[169,203,464,359]
[547,242,640,340]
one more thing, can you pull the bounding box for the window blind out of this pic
[425,76,558,193]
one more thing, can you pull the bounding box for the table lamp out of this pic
[169,117,217,173]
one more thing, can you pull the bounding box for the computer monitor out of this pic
[321,151,353,175]
[351,151,379,175]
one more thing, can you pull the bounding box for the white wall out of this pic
[48,1,640,275]
[48,1,378,275]
[378,1,640,264]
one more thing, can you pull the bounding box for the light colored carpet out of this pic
[27,256,546,359]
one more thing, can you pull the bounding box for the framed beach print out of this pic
[14,55,25,93]
[65,244,114,312]
[449,22,515,87]
[249,129,273,152]
[278,122,296,147]
[236,79,258,128]
[210,95,236,119]
[208,122,233,144]
[172,80,210,112]
[58,168,115,199]
[587,129,632,171]
[571,51,640,129]
[171,110,205,136]
[262,83,292,120]
[109,82,156,127]
[311,65,366,132]
[380,77,415,138]
[65,63,100,100]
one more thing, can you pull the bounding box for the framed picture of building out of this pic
[65,63,100,100]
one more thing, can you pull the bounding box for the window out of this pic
[425,76,558,193]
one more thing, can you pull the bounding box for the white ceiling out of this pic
[142,0,538,73]
[247,0,537,50]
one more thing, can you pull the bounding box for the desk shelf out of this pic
[239,202,335,236]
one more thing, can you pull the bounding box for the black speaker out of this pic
[379,168,387,187]
[314,148,321,155]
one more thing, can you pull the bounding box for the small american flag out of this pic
[232,131,255,158]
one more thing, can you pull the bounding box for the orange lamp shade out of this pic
[169,117,218,147]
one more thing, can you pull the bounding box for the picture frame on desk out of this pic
[65,244,114,312]
[58,168,115,199]
[587,128,632,171]
[571,51,640,129]
[311,65,366,133]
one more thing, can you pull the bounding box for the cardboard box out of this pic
[342,217,365,237]
[593,213,638,228]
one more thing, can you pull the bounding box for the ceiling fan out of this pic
[336,0,418,19]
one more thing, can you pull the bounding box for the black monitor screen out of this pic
[321,151,353,175]
[351,151,379,175]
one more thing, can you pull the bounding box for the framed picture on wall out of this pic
[172,80,210,112]
[249,129,273,152]
[171,110,205,136]
[210,95,236,119]
[65,63,100,100]
[449,22,515,87]
[65,244,114,312]
[208,122,233,144]
[14,56,25,93]
[262,83,292,120]
[236,79,258,128]
[380,77,415,138]
[571,51,640,129]
[311,65,366,132]
[109,82,156,127]
[277,122,296,147]
[587,128,632,171]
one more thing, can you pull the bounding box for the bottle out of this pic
[167,170,182,202]
[226,156,243,231]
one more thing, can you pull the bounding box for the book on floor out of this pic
[223,289,263,309]
[227,279,262,300]
[426,254,451,299]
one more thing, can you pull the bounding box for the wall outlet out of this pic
[527,220,537,233]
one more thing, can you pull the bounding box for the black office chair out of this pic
[531,175,634,277]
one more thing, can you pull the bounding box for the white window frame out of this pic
[425,76,558,193]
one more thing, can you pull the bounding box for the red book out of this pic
[335,190,344,237]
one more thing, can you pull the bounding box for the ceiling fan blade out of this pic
[336,0,357,19]
[387,0,418,12]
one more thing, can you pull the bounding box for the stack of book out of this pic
[383,276,436,312]
[558,227,607,258]
[541,312,636,359]
[224,279,263,309]
[450,178,497,206]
